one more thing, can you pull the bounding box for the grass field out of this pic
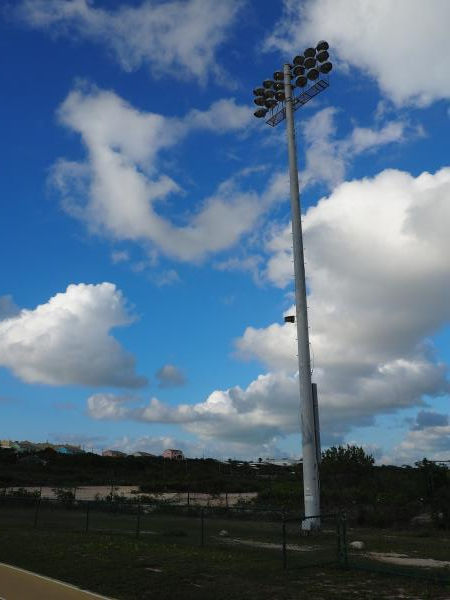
[0,503,449,599]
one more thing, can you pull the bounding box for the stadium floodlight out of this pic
[307,68,320,80]
[254,108,268,118]
[253,87,265,96]
[251,41,333,531]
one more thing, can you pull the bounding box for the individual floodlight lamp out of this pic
[307,68,319,80]
[304,56,316,69]
[295,76,308,88]
[320,62,332,74]
[293,65,305,77]
[250,42,333,532]
[316,40,329,52]
[254,108,268,118]
[254,96,266,106]
[253,87,265,96]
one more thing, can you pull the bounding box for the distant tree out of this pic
[321,445,375,469]
[53,487,75,507]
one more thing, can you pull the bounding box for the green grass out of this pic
[0,504,449,599]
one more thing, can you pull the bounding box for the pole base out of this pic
[301,516,321,532]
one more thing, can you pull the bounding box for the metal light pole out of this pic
[252,42,332,530]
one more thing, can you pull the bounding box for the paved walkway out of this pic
[0,563,114,600]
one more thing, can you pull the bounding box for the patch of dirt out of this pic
[367,552,450,569]
[214,537,318,552]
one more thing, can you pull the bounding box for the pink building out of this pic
[162,449,184,460]
[102,449,127,457]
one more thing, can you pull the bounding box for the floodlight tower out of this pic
[252,42,332,530]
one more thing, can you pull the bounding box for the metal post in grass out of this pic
[200,508,205,547]
[282,511,287,570]
[85,502,90,533]
[136,503,141,538]
[337,512,348,568]
[33,497,40,528]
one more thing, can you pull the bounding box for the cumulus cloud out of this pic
[87,371,349,448]
[0,283,146,387]
[13,0,241,83]
[265,0,450,106]
[238,167,450,435]
[155,364,187,388]
[85,166,450,456]
[386,418,450,465]
[50,85,283,263]
[300,107,420,190]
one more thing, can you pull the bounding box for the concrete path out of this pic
[0,563,115,600]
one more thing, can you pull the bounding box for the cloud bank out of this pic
[13,0,242,83]
[87,166,450,458]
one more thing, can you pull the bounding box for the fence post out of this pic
[136,503,141,538]
[85,502,90,533]
[341,513,348,568]
[282,510,287,570]
[337,512,348,568]
[33,497,41,529]
[200,508,205,547]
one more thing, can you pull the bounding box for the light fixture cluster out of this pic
[253,41,332,118]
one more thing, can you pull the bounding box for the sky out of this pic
[1,0,449,464]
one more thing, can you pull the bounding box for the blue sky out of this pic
[1,0,450,463]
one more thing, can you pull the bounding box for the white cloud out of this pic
[300,107,419,190]
[239,166,450,429]
[51,85,282,263]
[0,283,146,387]
[265,0,450,106]
[153,269,181,287]
[155,364,187,388]
[14,0,242,83]
[87,371,351,448]
[86,166,450,453]
[385,418,450,465]
[111,250,130,264]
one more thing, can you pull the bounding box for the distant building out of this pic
[102,449,127,458]
[54,445,84,455]
[262,457,301,467]
[132,451,156,457]
[162,449,184,460]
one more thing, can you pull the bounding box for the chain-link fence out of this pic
[0,495,342,570]
[1,495,449,582]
